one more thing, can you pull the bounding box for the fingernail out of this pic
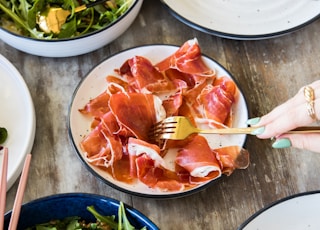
[251,126,265,135]
[246,117,261,125]
[272,138,292,149]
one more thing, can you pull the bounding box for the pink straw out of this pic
[0,147,8,230]
[8,153,32,230]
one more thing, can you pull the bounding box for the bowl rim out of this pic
[67,43,249,199]
[0,0,141,42]
[237,190,320,230]
[4,192,160,229]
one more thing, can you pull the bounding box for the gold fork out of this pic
[150,116,320,140]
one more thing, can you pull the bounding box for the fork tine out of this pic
[149,126,175,139]
[158,132,174,140]
[161,116,178,123]
[149,117,179,140]
[148,122,162,140]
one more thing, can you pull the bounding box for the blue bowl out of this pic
[4,193,159,230]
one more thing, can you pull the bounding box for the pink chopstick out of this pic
[0,147,9,230]
[8,153,32,230]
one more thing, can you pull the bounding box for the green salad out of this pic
[0,0,132,39]
[25,202,147,230]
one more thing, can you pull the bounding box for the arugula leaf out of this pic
[25,203,147,230]
[119,202,135,230]
[26,216,82,230]
[18,0,31,21]
[58,16,77,38]
[87,205,119,229]
[0,1,46,38]
[27,0,46,28]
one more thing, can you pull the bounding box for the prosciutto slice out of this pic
[79,91,110,118]
[214,146,250,176]
[135,154,162,187]
[80,120,123,169]
[176,135,221,178]
[128,137,165,168]
[134,157,186,191]
[119,56,174,93]
[109,93,165,141]
[155,38,215,76]
[199,76,237,126]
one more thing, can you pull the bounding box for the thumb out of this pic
[273,133,320,153]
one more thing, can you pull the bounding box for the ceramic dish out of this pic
[0,54,36,191]
[4,193,159,229]
[238,191,320,230]
[68,44,248,198]
[0,0,143,57]
[160,0,320,40]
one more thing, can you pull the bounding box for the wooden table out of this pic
[2,0,320,229]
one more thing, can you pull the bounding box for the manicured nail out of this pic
[272,138,292,149]
[246,117,261,125]
[251,126,265,135]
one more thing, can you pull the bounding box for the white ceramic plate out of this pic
[238,191,320,230]
[161,0,320,40]
[68,45,248,198]
[0,54,36,190]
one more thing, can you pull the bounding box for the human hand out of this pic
[247,80,320,153]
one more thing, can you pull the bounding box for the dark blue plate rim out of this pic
[4,192,159,229]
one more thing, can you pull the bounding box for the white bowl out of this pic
[0,0,143,57]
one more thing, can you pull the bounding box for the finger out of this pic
[257,83,320,139]
[275,133,320,153]
[259,82,320,125]
[257,101,319,139]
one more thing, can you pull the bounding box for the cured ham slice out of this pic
[106,75,130,94]
[127,138,165,167]
[155,179,184,192]
[176,135,221,178]
[161,90,183,117]
[135,153,184,191]
[128,138,167,186]
[79,91,110,118]
[135,154,162,187]
[213,75,236,95]
[119,56,174,93]
[199,76,236,126]
[214,146,250,176]
[99,111,120,135]
[155,38,215,77]
[80,122,123,169]
[109,93,165,141]
[80,123,109,159]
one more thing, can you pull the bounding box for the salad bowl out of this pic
[3,193,159,229]
[0,0,143,57]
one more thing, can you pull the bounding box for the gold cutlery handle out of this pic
[286,126,320,134]
[197,126,320,135]
[197,127,257,134]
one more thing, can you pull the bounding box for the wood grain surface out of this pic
[2,0,320,229]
